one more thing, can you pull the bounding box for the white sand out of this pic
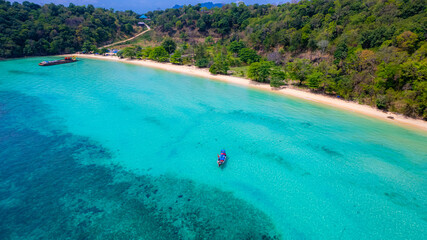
[65,54,427,133]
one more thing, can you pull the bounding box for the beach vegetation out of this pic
[210,48,229,74]
[270,68,287,88]
[99,48,109,55]
[248,61,274,83]
[230,66,250,77]
[196,58,211,68]
[238,48,261,64]
[287,59,313,86]
[149,46,169,62]
[162,38,177,54]
[229,41,246,54]
[120,46,141,59]
[194,44,211,68]
[82,41,97,53]
[138,47,153,59]
[209,61,229,75]
[307,71,323,90]
[170,50,183,65]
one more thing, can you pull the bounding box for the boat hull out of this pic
[217,156,226,167]
[39,59,78,66]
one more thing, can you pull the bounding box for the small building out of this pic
[139,14,150,21]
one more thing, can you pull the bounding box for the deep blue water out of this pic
[0,57,426,239]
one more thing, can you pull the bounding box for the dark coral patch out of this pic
[0,91,281,239]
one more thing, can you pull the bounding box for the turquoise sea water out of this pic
[0,57,426,239]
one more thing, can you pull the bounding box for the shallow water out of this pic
[0,57,426,239]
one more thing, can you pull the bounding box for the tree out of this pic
[286,59,312,85]
[238,48,260,64]
[248,61,273,82]
[195,44,210,68]
[170,50,183,64]
[360,27,394,49]
[197,19,207,32]
[162,38,176,54]
[375,95,388,110]
[215,17,231,36]
[289,31,302,52]
[395,31,418,53]
[334,40,348,63]
[270,67,287,87]
[121,23,134,34]
[82,41,96,53]
[121,46,141,59]
[149,46,169,62]
[138,47,153,59]
[175,20,183,29]
[99,48,108,55]
[117,50,124,58]
[317,40,329,53]
[205,36,214,45]
[209,50,229,74]
[229,41,245,53]
[307,71,323,90]
[180,32,189,41]
[209,61,229,74]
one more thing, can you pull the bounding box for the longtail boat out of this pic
[39,56,77,66]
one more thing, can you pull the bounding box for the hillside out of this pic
[0,0,140,57]
[172,2,224,10]
[132,0,426,119]
[1,0,425,119]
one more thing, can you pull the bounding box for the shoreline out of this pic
[65,54,427,133]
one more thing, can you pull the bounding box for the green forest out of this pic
[0,0,140,57]
[131,0,425,119]
[1,0,426,119]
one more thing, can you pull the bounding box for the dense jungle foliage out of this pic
[133,0,426,119]
[0,0,139,57]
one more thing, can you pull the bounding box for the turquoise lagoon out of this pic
[0,57,426,239]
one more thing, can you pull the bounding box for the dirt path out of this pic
[99,23,151,49]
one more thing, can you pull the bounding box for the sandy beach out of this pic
[65,54,427,132]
